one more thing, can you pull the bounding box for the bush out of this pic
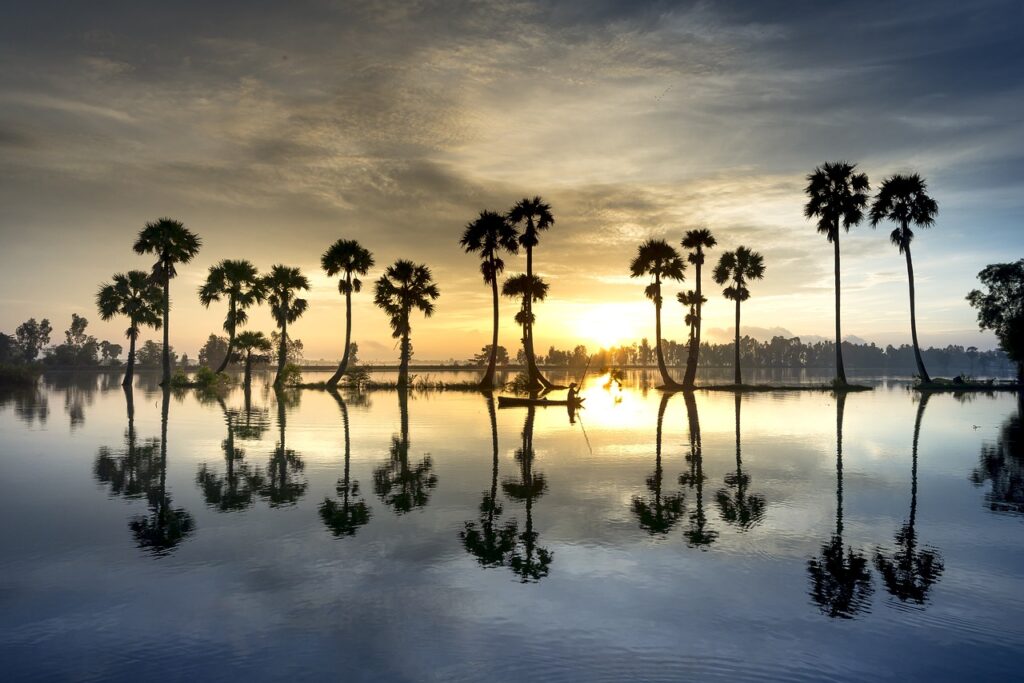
[278,363,303,387]
[0,363,41,387]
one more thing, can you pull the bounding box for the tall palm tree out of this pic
[373,260,440,388]
[96,270,163,388]
[870,173,939,382]
[460,211,519,390]
[805,162,870,386]
[133,218,202,385]
[808,393,873,618]
[507,197,555,390]
[680,229,717,388]
[321,239,375,388]
[502,273,550,385]
[263,265,310,387]
[875,394,944,604]
[713,246,766,385]
[677,290,706,384]
[198,259,265,374]
[630,239,686,390]
[233,330,272,391]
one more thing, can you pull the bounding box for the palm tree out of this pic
[320,391,371,537]
[712,246,765,385]
[195,398,264,512]
[133,218,202,385]
[630,239,686,389]
[373,260,440,388]
[263,265,310,387]
[716,394,765,530]
[198,259,265,374]
[808,393,873,618]
[875,394,944,604]
[681,392,717,549]
[805,162,870,386]
[460,211,519,390]
[507,197,556,390]
[502,406,553,582]
[677,290,705,383]
[321,239,375,388]
[373,390,438,513]
[233,330,272,390]
[680,229,717,388]
[632,394,686,534]
[870,173,939,382]
[96,270,163,388]
[502,273,550,385]
[259,389,308,507]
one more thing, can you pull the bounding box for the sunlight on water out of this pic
[1,370,1022,681]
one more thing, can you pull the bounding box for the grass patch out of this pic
[169,367,235,391]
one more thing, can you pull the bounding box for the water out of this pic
[1,371,1022,681]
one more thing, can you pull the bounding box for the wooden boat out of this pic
[497,395,585,409]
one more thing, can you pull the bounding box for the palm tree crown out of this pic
[507,197,553,250]
[322,239,375,295]
[374,260,440,339]
[461,210,519,283]
[869,173,938,252]
[97,270,163,340]
[133,218,201,281]
[804,162,870,241]
[264,265,310,327]
[502,274,549,327]
[199,260,264,326]
[629,239,686,302]
[681,228,717,266]
[713,246,765,300]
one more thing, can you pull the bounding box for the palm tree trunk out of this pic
[734,297,742,385]
[275,315,287,386]
[216,299,236,374]
[244,352,253,390]
[399,313,410,387]
[904,243,931,382]
[684,260,702,388]
[834,231,847,385]
[481,273,499,390]
[524,245,553,390]
[654,279,677,389]
[123,330,137,388]
[328,285,353,387]
[161,271,171,385]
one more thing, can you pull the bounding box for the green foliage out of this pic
[14,318,52,362]
[967,260,1024,378]
[198,334,231,369]
[278,362,304,387]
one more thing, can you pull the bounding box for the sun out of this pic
[573,303,641,349]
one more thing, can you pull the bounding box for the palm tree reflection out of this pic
[320,390,372,537]
[971,394,1024,515]
[874,393,944,605]
[259,388,308,507]
[681,392,717,549]
[632,394,686,534]
[460,393,518,566]
[373,389,437,514]
[808,393,872,618]
[195,397,264,512]
[503,406,553,582]
[716,395,765,530]
[128,388,195,555]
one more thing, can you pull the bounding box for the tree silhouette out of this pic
[96,270,163,388]
[967,260,1024,383]
[681,392,717,549]
[320,390,372,537]
[234,330,272,391]
[195,397,264,512]
[263,265,310,387]
[713,246,766,385]
[258,389,308,506]
[680,229,717,388]
[716,394,765,530]
[630,239,686,390]
[129,389,195,555]
[507,197,557,391]
[632,394,686,534]
[373,260,440,388]
[321,239,375,388]
[808,393,873,618]
[875,394,944,605]
[460,211,519,390]
[460,393,518,567]
[970,394,1024,514]
[805,162,870,386]
[870,173,939,382]
[94,388,159,500]
[502,406,553,582]
[198,259,265,374]
[132,218,201,385]
[502,273,550,386]
[373,389,438,513]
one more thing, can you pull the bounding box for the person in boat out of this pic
[567,382,579,404]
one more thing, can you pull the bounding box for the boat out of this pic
[497,395,585,409]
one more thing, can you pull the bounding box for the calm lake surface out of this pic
[2,370,1022,681]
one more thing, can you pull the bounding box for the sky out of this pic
[1,0,1022,362]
